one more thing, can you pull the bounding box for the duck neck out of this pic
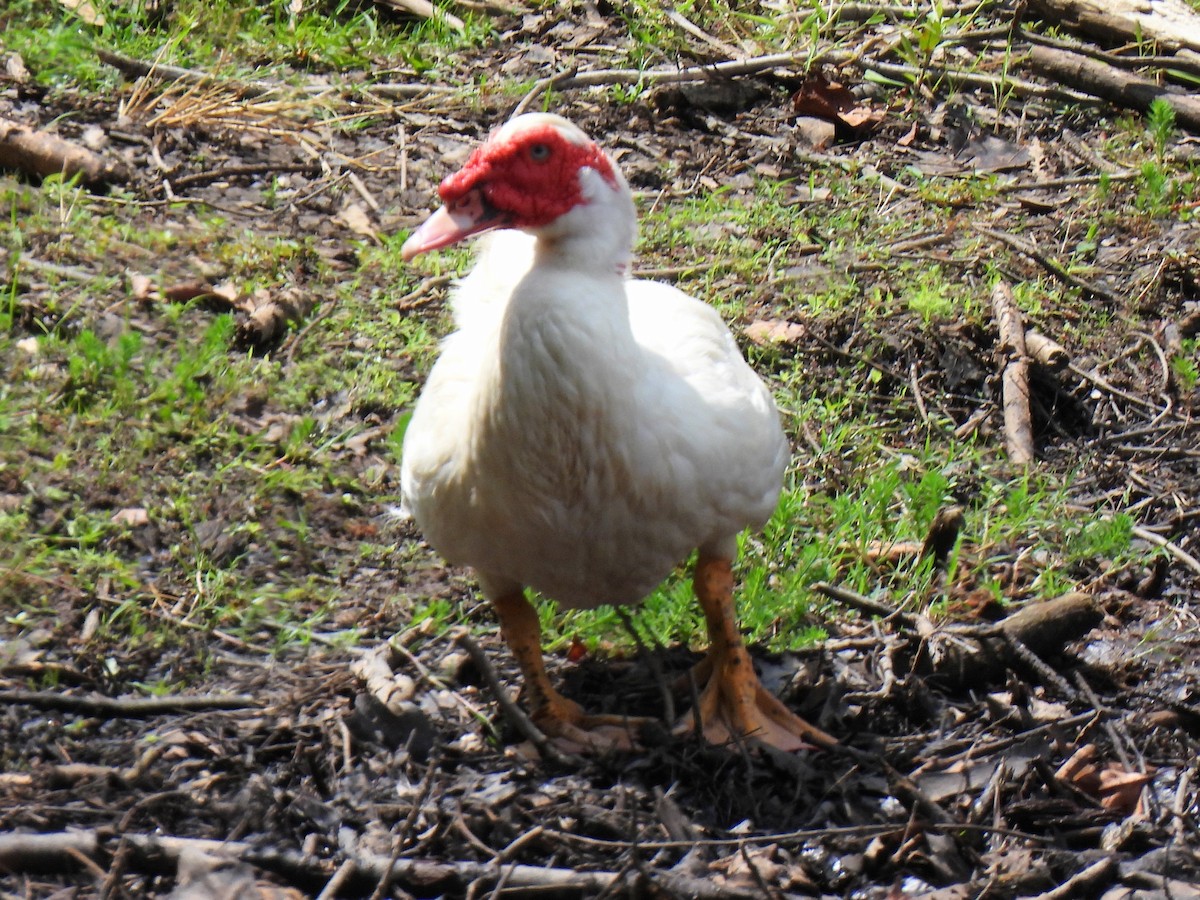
[529,165,637,278]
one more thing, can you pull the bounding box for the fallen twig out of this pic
[1070,363,1173,416]
[394,273,453,312]
[992,171,1138,194]
[811,581,917,627]
[0,829,756,899]
[0,689,261,718]
[0,116,128,185]
[451,629,581,766]
[169,161,321,190]
[1025,44,1200,132]
[976,227,1121,305]
[1025,856,1118,900]
[1130,524,1200,577]
[863,57,1097,104]
[97,48,279,98]
[1021,28,1200,80]
[1024,329,1070,371]
[511,51,838,117]
[991,280,1036,466]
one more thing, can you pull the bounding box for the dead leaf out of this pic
[566,636,587,663]
[5,54,30,83]
[129,273,153,301]
[56,0,105,25]
[344,519,378,539]
[161,280,227,304]
[897,121,918,147]
[792,72,884,133]
[1055,744,1154,816]
[745,319,807,346]
[210,281,243,306]
[110,507,149,527]
[335,201,380,242]
[1096,767,1154,815]
[710,844,814,891]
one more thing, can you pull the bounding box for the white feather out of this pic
[401,128,787,610]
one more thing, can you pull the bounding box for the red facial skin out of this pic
[438,123,618,229]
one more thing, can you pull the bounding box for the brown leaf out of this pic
[110,507,149,527]
[745,319,807,346]
[344,519,378,539]
[710,844,814,891]
[56,0,105,25]
[335,201,380,242]
[1096,766,1154,815]
[1056,744,1153,817]
[566,636,587,663]
[162,280,220,303]
[792,72,884,133]
[1055,743,1099,781]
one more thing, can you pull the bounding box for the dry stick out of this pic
[1069,362,1173,416]
[1025,44,1200,132]
[0,116,128,185]
[977,227,1121,305]
[811,581,917,628]
[1130,524,1200,577]
[0,689,260,717]
[1001,632,1078,699]
[1024,329,1070,371]
[315,860,358,900]
[356,849,761,900]
[99,46,458,102]
[939,711,1101,767]
[863,58,1097,104]
[665,7,744,58]
[97,48,280,97]
[511,51,832,116]
[1025,857,1118,900]
[451,630,581,767]
[170,162,321,190]
[0,831,672,899]
[991,281,1036,467]
[993,171,1139,194]
[394,273,453,312]
[1021,28,1200,80]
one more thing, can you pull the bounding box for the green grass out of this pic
[1,0,489,92]
[0,0,1187,687]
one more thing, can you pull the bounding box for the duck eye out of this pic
[529,143,551,162]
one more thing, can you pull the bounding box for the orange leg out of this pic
[491,590,645,752]
[679,554,836,752]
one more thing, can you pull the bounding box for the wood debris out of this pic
[991,280,1036,467]
[0,116,129,185]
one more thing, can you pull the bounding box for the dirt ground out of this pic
[2,3,1200,898]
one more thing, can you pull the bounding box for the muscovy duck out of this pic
[400,113,834,753]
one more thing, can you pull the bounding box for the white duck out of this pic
[400,113,834,753]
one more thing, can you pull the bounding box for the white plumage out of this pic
[401,214,786,609]
[398,114,831,752]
